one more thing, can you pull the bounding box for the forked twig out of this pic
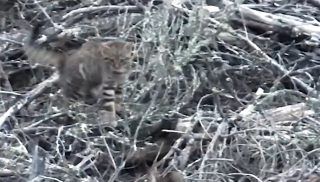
[0,72,59,128]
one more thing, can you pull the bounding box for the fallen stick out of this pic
[169,1,320,97]
[239,102,314,123]
[0,72,59,128]
[62,5,143,20]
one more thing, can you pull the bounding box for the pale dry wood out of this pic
[0,169,15,177]
[201,0,320,38]
[169,0,319,98]
[206,18,318,97]
[62,5,143,20]
[0,59,18,128]
[239,102,314,123]
[238,5,320,36]
[307,0,320,8]
[0,72,59,128]
[208,16,318,97]
[172,103,314,140]
[170,0,220,13]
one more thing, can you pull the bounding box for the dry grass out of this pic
[0,0,320,181]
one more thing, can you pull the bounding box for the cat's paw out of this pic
[98,110,117,127]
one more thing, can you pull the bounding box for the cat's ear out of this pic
[99,42,112,56]
[101,42,111,49]
[124,42,135,57]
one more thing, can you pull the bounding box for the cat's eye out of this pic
[120,58,129,63]
[119,58,125,62]
[104,57,112,62]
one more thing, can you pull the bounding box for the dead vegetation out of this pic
[0,0,320,181]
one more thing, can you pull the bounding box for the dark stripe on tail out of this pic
[115,89,122,95]
[102,105,114,112]
[102,86,116,90]
[101,97,115,102]
[28,23,42,46]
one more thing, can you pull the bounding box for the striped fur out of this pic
[25,25,134,126]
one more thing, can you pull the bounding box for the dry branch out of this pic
[62,5,144,20]
[0,72,59,128]
[1,0,320,181]
[169,0,320,97]
[238,5,320,37]
[307,0,320,9]
[202,0,320,38]
[239,102,314,123]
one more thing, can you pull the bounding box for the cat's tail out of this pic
[24,24,65,69]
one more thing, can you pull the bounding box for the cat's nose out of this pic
[114,63,121,69]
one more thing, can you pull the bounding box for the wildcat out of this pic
[25,25,134,127]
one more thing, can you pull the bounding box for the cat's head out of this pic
[99,40,134,72]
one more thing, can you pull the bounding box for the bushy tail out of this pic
[24,24,64,68]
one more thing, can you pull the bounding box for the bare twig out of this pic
[307,0,320,9]
[34,0,61,29]
[0,36,23,45]
[239,102,314,123]
[0,72,59,128]
[62,5,143,20]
